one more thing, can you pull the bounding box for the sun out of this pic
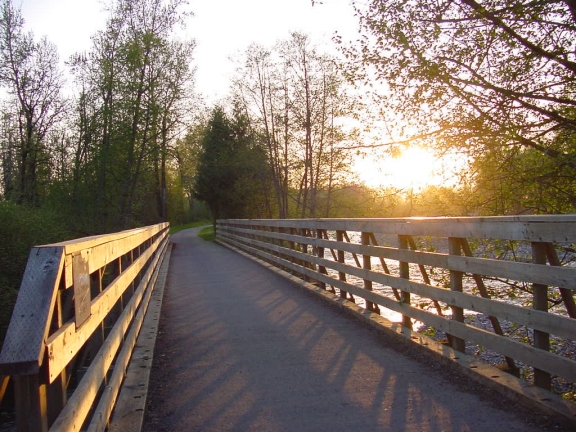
[353,146,462,191]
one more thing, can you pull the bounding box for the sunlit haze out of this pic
[354,146,466,191]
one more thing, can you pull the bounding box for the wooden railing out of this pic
[216,216,576,396]
[0,223,170,432]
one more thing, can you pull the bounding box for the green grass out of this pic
[169,221,215,240]
[198,225,216,241]
[169,221,211,234]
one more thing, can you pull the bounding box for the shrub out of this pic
[0,201,72,349]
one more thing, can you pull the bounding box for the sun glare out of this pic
[354,146,463,191]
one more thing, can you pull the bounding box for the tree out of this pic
[347,0,576,214]
[144,37,197,222]
[68,0,195,231]
[234,33,358,218]
[234,44,291,218]
[193,107,232,221]
[171,122,204,222]
[0,0,66,206]
[193,106,272,222]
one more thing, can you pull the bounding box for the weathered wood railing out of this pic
[216,216,576,397]
[0,223,170,432]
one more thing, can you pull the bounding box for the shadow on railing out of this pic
[0,222,170,432]
[216,217,576,401]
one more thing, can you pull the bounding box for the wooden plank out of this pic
[218,216,576,242]
[326,253,576,340]
[14,374,48,432]
[62,227,169,289]
[86,241,167,432]
[108,243,171,432]
[73,250,91,327]
[316,229,327,291]
[460,238,517,370]
[532,242,551,390]
[405,308,576,382]
[361,232,379,312]
[84,228,169,277]
[446,255,576,292]
[221,225,576,290]
[49,241,165,432]
[0,247,64,375]
[398,235,412,329]
[0,222,169,432]
[47,371,68,426]
[336,231,349,300]
[51,223,168,254]
[449,238,465,352]
[46,235,165,382]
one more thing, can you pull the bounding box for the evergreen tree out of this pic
[193,106,272,222]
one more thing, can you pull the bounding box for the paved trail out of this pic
[142,227,550,432]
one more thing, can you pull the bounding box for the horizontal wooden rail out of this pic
[0,223,170,432]
[216,217,576,398]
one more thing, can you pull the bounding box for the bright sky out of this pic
[19,0,359,102]
[16,0,467,190]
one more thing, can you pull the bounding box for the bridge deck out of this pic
[142,227,547,432]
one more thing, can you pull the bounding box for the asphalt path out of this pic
[142,227,550,432]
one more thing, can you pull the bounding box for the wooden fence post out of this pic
[448,237,465,352]
[316,229,330,291]
[14,373,48,432]
[361,232,380,313]
[532,242,551,390]
[289,228,297,272]
[300,229,310,282]
[336,231,349,301]
[398,235,412,329]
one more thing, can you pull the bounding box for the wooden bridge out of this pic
[1,216,576,431]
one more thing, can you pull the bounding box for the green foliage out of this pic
[193,107,237,220]
[0,201,72,348]
[193,106,272,221]
[347,0,576,214]
[469,137,576,214]
[168,125,205,225]
[62,0,195,232]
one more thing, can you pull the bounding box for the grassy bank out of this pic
[169,221,215,241]
[198,225,215,241]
